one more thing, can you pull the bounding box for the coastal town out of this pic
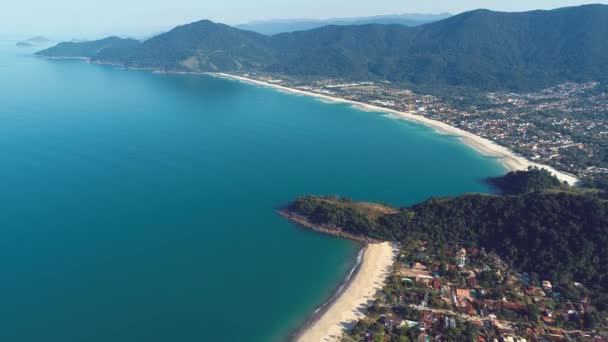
[234,73,608,185]
[343,240,607,342]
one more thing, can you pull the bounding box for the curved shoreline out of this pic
[277,210,378,244]
[294,242,397,342]
[212,73,579,185]
[33,57,579,185]
[289,246,365,341]
[279,210,397,341]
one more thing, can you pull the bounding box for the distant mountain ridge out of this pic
[16,42,34,48]
[26,36,50,43]
[16,36,51,48]
[234,13,452,35]
[37,4,608,91]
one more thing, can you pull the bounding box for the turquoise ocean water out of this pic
[0,42,504,341]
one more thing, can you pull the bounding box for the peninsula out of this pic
[282,169,608,341]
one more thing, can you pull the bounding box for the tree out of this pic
[583,311,599,330]
[527,304,540,323]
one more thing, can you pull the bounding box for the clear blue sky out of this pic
[1,0,605,39]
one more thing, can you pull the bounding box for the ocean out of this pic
[0,42,504,341]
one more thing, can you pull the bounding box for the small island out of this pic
[26,36,50,44]
[16,36,51,48]
[16,41,34,48]
[282,168,608,341]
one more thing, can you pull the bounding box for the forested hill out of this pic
[284,172,608,309]
[486,167,565,195]
[36,37,140,58]
[37,4,608,91]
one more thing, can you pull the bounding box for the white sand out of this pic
[296,242,397,342]
[213,73,579,185]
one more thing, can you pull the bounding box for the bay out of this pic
[0,42,503,341]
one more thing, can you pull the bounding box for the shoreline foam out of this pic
[212,73,579,185]
[281,210,397,341]
[294,242,397,342]
[289,246,365,341]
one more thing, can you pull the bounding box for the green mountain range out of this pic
[37,4,608,91]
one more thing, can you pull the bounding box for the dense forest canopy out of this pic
[37,37,140,58]
[487,167,565,195]
[286,171,608,311]
[587,175,608,199]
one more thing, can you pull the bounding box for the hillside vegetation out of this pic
[37,37,140,58]
[487,167,565,195]
[286,170,608,310]
[37,4,608,91]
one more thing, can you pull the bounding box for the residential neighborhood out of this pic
[343,240,607,342]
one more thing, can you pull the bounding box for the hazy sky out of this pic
[1,0,606,39]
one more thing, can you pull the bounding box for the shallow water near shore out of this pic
[0,42,503,341]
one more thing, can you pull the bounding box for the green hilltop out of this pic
[37,36,140,59]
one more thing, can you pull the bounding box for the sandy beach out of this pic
[296,242,397,342]
[213,73,579,185]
